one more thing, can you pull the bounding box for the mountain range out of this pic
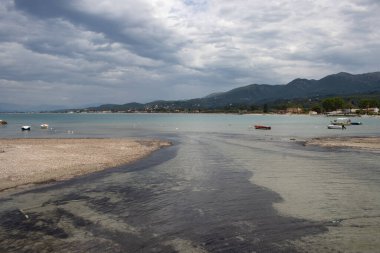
[2,72,379,113]
[0,103,71,113]
[0,103,99,113]
[85,71,380,111]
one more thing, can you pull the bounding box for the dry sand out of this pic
[305,136,380,152]
[0,138,171,192]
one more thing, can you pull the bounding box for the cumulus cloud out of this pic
[0,0,379,107]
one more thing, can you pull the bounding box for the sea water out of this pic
[0,113,379,252]
[0,113,379,139]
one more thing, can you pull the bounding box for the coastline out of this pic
[0,138,171,192]
[304,136,380,152]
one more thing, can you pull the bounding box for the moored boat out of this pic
[255,125,271,130]
[40,123,49,129]
[21,126,31,131]
[0,120,7,125]
[331,117,351,126]
[351,122,362,125]
[327,124,345,129]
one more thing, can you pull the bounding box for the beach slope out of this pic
[0,138,171,192]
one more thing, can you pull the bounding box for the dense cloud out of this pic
[0,0,379,107]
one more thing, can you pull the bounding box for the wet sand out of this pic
[0,138,171,192]
[305,136,380,152]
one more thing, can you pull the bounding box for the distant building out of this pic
[327,109,343,115]
[286,107,303,114]
[348,108,360,113]
[309,111,318,115]
[368,107,379,114]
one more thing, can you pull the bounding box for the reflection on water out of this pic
[1,114,380,252]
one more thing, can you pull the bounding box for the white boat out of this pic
[40,123,49,129]
[21,125,31,131]
[327,124,345,129]
[331,117,351,126]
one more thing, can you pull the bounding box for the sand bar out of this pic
[305,136,380,151]
[0,138,171,192]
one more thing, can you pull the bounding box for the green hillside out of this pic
[68,71,380,113]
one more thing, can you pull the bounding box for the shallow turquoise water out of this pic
[0,113,379,139]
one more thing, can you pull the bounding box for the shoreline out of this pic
[0,138,171,193]
[304,136,380,152]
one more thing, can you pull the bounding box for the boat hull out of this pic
[21,126,31,131]
[327,124,343,129]
[254,125,271,130]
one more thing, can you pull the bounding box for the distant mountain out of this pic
[76,71,380,112]
[0,103,26,112]
[86,102,145,111]
[0,103,99,113]
[199,72,380,107]
[0,103,74,112]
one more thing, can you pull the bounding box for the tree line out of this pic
[219,97,380,114]
[312,97,380,113]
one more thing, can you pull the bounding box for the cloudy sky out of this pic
[1,0,379,107]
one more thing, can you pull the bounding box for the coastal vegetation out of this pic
[61,94,380,115]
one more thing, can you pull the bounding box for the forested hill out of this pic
[195,72,380,107]
[85,71,380,111]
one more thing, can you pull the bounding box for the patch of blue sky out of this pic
[183,0,209,11]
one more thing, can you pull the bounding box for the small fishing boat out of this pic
[21,125,31,131]
[351,122,362,125]
[0,120,7,125]
[40,123,49,129]
[255,125,271,130]
[327,124,345,129]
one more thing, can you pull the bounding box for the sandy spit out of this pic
[304,136,380,151]
[0,138,171,192]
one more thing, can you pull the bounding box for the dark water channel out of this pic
[0,133,328,252]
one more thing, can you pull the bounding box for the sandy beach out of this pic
[304,136,380,152]
[0,138,171,192]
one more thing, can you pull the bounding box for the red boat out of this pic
[254,125,271,130]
